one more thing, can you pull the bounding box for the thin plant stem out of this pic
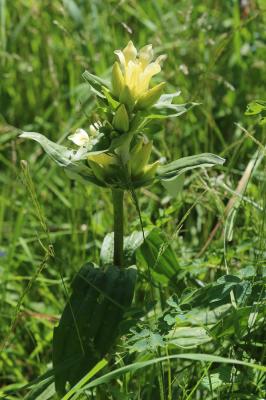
[112,189,124,267]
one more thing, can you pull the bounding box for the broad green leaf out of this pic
[100,230,149,266]
[161,304,230,331]
[100,229,178,285]
[201,366,232,390]
[167,327,211,348]
[100,233,114,265]
[158,153,225,180]
[180,275,252,309]
[101,228,179,284]
[139,228,179,282]
[53,263,136,396]
[211,305,264,339]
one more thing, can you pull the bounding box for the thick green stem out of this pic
[112,189,124,267]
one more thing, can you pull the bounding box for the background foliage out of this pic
[0,0,265,398]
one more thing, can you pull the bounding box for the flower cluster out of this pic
[63,41,167,188]
[20,40,223,193]
[112,41,166,110]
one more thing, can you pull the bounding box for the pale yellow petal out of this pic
[123,41,137,64]
[114,42,165,103]
[114,50,126,69]
[140,62,161,93]
[144,62,161,78]
[139,44,153,68]
[155,54,167,65]
[125,61,142,95]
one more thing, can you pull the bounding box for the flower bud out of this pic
[119,85,135,111]
[140,161,160,181]
[123,41,137,63]
[113,104,129,132]
[130,140,153,176]
[87,153,119,184]
[112,61,124,98]
[136,82,166,110]
[131,158,159,187]
[87,160,106,183]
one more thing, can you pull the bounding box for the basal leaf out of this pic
[100,228,178,285]
[53,263,137,396]
[100,230,149,266]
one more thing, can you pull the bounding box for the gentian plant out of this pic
[20,41,224,396]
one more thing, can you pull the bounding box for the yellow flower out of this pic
[112,41,166,108]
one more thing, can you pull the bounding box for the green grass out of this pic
[0,0,266,398]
